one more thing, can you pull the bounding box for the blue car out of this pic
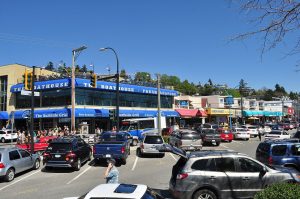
[256,139,300,171]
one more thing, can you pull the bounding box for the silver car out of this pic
[159,145,300,199]
[136,134,165,157]
[0,147,40,182]
[169,129,202,151]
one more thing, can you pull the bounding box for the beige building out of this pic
[0,64,57,113]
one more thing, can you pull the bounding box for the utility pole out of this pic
[30,66,35,154]
[157,74,161,135]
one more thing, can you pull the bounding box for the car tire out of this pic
[216,142,220,146]
[1,137,5,143]
[160,153,165,158]
[33,159,40,170]
[193,189,217,199]
[132,139,138,146]
[74,159,81,171]
[45,166,52,171]
[5,168,15,182]
[121,158,127,165]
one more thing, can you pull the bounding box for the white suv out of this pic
[136,134,165,157]
[0,130,17,143]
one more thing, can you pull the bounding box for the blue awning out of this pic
[119,110,179,118]
[0,111,8,119]
[243,110,264,117]
[263,111,283,117]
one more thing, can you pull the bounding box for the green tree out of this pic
[45,61,54,71]
[134,72,152,82]
[120,69,128,79]
[81,64,88,73]
[75,65,80,73]
[57,61,67,74]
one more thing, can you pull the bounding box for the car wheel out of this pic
[74,159,81,171]
[160,153,165,158]
[121,158,127,165]
[5,168,15,182]
[33,159,40,170]
[229,140,232,142]
[246,138,249,141]
[132,139,138,146]
[216,142,220,146]
[193,189,217,199]
[1,137,5,143]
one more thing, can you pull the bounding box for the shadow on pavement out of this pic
[152,188,173,199]
[89,159,123,168]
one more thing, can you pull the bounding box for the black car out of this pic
[200,128,221,146]
[43,136,91,171]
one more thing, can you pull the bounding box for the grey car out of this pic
[0,147,40,182]
[136,134,165,157]
[169,129,202,151]
[159,144,300,199]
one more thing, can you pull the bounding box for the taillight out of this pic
[268,157,273,165]
[177,173,188,180]
[66,152,76,161]
[121,146,125,154]
[43,152,51,158]
[0,162,5,168]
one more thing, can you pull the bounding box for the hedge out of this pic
[254,182,300,199]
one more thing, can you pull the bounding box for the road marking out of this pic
[220,145,229,149]
[169,153,177,161]
[66,166,91,185]
[131,157,139,171]
[232,140,243,145]
[0,170,40,191]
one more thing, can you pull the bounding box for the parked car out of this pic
[269,124,284,131]
[200,129,221,146]
[158,144,300,199]
[264,130,291,140]
[263,125,272,135]
[93,131,131,165]
[218,129,233,142]
[281,123,291,131]
[244,125,259,138]
[16,136,57,155]
[202,123,219,130]
[136,134,165,157]
[43,136,91,171]
[168,129,202,151]
[63,183,165,199]
[80,134,97,144]
[256,140,300,171]
[0,147,40,182]
[293,131,300,139]
[232,128,250,140]
[0,130,17,143]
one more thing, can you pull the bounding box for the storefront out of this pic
[175,109,207,127]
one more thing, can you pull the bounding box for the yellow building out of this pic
[0,64,57,113]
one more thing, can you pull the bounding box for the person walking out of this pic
[104,159,119,184]
[258,129,262,141]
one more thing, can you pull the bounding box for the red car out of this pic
[218,129,233,142]
[16,136,57,155]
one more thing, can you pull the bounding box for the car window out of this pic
[207,158,235,172]
[19,149,31,158]
[272,145,287,156]
[144,136,163,144]
[291,144,300,155]
[269,131,281,135]
[238,158,263,172]
[0,131,5,134]
[191,159,209,170]
[9,150,21,160]
[181,133,201,140]
[47,143,72,152]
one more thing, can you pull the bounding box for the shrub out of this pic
[254,182,300,199]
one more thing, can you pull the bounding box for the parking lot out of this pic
[0,130,296,199]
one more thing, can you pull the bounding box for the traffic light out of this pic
[109,109,116,120]
[90,73,97,88]
[24,70,33,90]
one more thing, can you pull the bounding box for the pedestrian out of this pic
[258,130,262,141]
[104,159,119,184]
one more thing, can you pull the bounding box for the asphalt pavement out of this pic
[0,129,297,199]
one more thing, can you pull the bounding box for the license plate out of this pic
[106,154,111,158]
[225,135,228,137]
[55,155,61,158]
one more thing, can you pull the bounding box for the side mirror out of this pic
[259,167,267,178]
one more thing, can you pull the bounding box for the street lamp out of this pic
[100,47,120,132]
[71,45,87,133]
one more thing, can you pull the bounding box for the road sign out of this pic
[21,90,40,96]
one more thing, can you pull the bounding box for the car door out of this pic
[8,150,23,173]
[18,149,33,170]
[76,139,85,161]
[236,157,264,198]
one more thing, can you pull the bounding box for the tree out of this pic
[120,69,128,79]
[134,72,152,82]
[81,64,88,73]
[45,61,54,71]
[234,1,300,59]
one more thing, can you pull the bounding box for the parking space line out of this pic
[0,170,41,191]
[66,166,91,185]
[169,153,177,161]
[232,140,243,145]
[220,145,229,149]
[131,157,139,171]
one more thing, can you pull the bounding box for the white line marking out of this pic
[232,140,243,145]
[169,153,177,161]
[0,170,41,191]
[220,145,229,149]
[131,157,139,171]
[66,166,91,185]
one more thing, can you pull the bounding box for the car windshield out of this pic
[248,127,256,129]
[269,132,281,135]
[144,136,163,144]
[181,133,201,140]
[206,129,219,134]
[236,129,246,132]
[47,143,72,152]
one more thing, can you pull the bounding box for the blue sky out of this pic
[0,0,299,92]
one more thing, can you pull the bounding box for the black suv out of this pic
[199,128,221,146]
[43,136,91,171]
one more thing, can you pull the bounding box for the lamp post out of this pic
[100,47,120,132]
[71,46,87,133]
[156,74,161,135]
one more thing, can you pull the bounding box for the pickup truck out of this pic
[16,136,57,155]
[93,131,131,165]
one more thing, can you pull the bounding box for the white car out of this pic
[63,183,164,199]
[265,131,291,140]
[0,130,17,143]
[232,128,250,140]
[263,126,272,134]
[245,126,259,138]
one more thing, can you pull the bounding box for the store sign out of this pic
[207,108,230,115]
